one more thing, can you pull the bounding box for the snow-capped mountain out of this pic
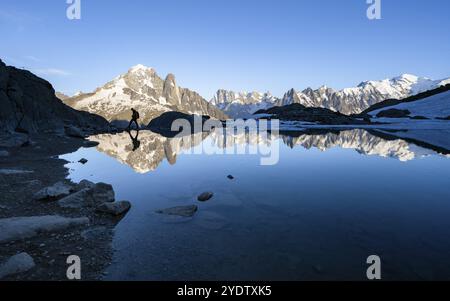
[64,65,227,125]
[279,74,450,115]
[210,90,279,119]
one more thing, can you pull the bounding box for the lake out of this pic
[60,128,450,280]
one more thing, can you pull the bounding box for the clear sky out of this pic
[1,0,449,99]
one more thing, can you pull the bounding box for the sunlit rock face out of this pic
[278,74,450,115]
[87,129,444,173]
[64,65,228,125]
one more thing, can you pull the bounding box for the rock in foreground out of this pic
[58,183,114,208]
[0,216,89,243]
[0,253,35,279]
[96,201,131,216]
[33,181,74,201]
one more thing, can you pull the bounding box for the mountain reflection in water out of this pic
[87,129,449,173]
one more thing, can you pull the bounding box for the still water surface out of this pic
[61,129,450,280]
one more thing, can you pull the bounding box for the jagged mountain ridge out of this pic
[279,74,450,115]
[64,65,228,125]
[210,74,450,118]
[211,90,279,119]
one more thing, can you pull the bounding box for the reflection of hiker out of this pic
[127,108,140,130]
[127,129,141,151]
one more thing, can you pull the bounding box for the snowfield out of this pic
[369,90,450,118]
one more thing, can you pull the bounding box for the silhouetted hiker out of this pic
[127,108,140,130]
[127,129,141,151]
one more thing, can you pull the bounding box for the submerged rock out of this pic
[0,216,89,243]
[33,181,74,201]
[195,211,228,230]
[0,150,9,157]
[197,192,214,202]
[96,201,131,216]
[227,175,235,180]
[0,253,35,279]
[156,205,198,217]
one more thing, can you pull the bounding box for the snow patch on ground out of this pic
[369,90,450,118]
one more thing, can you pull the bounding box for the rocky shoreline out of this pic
[0,133,129,280]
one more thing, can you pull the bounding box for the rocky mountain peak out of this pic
[128,64,154,73]
[278,74,450,114]
[63,65,227,125]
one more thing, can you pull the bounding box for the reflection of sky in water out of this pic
[61,130,450,280]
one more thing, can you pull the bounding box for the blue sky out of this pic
[1,0,449,99]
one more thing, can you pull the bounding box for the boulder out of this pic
[0,150,9,157]
[57,189,90,208]
[197,192,214,202]
[156,205,198,217]
[0,253,35,279]
[0,216,89,243]
[96,201,131,216]
[33,181,74,201]
[76,179,95,190]
[58,183,115,208]
[227,175,234,180]
[88,183,115,203]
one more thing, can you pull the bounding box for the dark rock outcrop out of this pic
[0,59,109,134]
[148,111,211,137]
[255,103,372,125]
[376,109,410,118]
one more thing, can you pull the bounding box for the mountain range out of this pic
[87,128,444,173]
[212,74,450,118]
[63,65,227,126]
[58,64,449,122]
[210,90,278,119]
